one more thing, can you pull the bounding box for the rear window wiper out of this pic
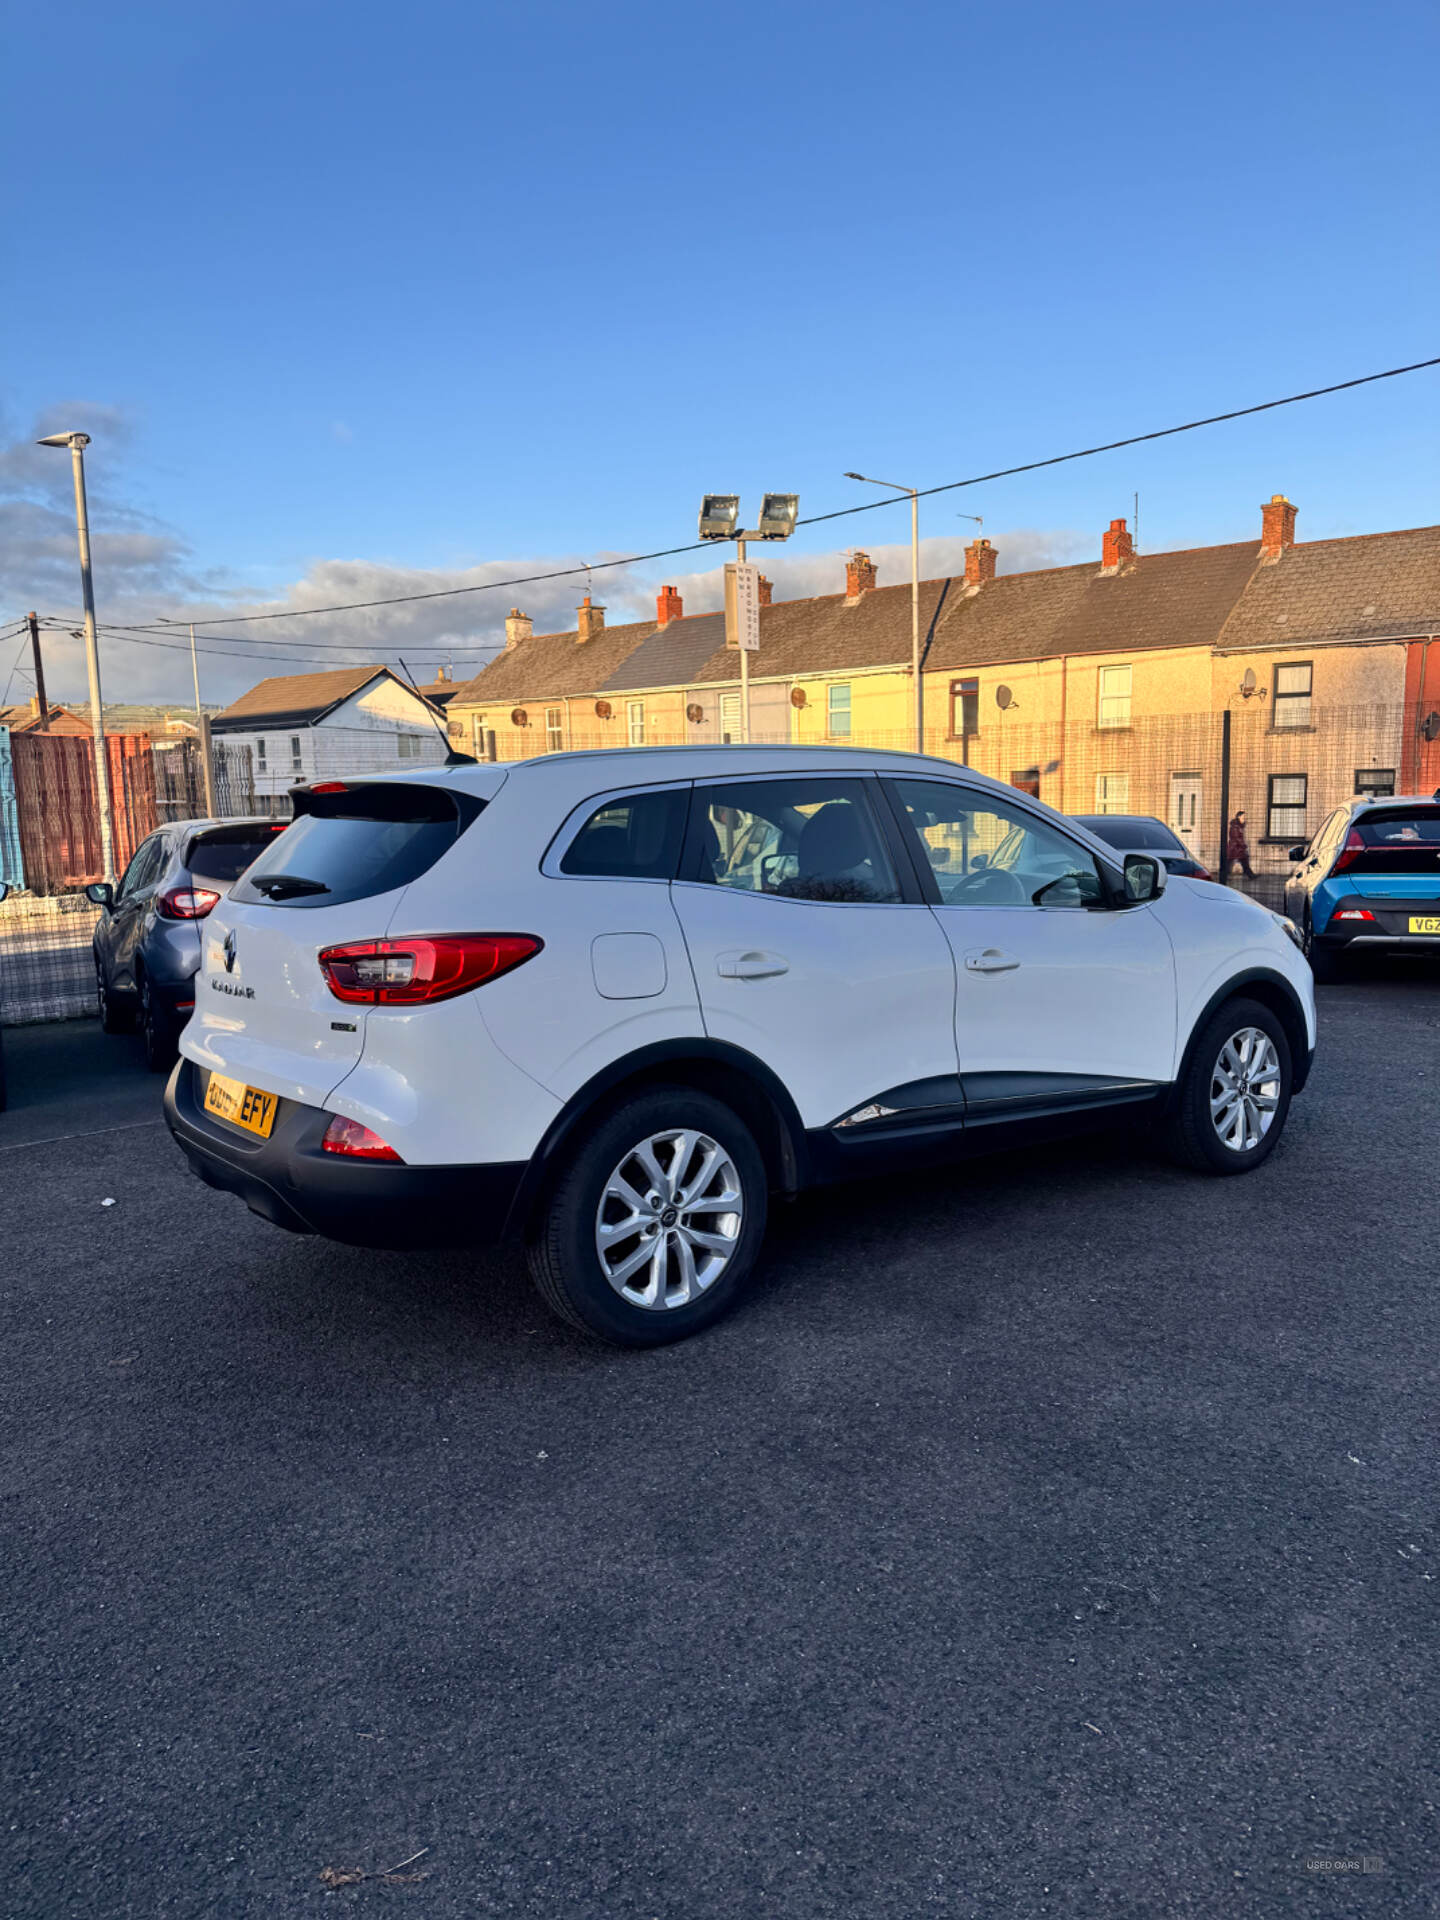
[253,875,331,899]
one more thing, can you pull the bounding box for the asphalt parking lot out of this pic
[3,960,1438,1917]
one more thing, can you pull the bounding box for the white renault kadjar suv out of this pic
[165,747,1316,1346]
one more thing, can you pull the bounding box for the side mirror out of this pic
[1122,853,1165,903]
[85,882,114,909]
[1287,844,1307,863]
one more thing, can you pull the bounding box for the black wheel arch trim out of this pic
[1171,967,1313,1105]
[504,1037,811,1242]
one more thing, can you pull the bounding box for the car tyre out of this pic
[526,1085,769,1347]
[1166,996,1293,1176]
[96,960,132,1034]
[1301,909,1341,984]
[139,976,176,1073]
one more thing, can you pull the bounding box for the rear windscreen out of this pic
[231,783,481,909]
[186,827,284,884]
[1344,807,1440,873]
[1074,817,1180,852]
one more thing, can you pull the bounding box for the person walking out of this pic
[1226,808,1256,880]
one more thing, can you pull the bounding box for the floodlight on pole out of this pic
[846,471,924,752]
[37,427,116,881]
[696,491,799,745]
[698,494,741,541]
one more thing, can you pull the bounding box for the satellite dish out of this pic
[511,708,528,727]
[685,702,704,724]
[790,687,807,708]
[594,700,612,720]
[995,684,1013,711]
[1422,710,1440,742]
[1240,667,1257,698]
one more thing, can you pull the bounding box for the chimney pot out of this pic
[1259,492,1298,558]
[656,584,684,627]
[576,594,606,643]
[963,538,997,587]
[504,608,533,651]
[845,551,878,600]
[1100,517,1134,575]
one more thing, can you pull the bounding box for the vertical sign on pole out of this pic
[725,558,760,745]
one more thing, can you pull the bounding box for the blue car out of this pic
[1284,792,1440,980]
[87,817,282,1070]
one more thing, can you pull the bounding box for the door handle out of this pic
[964,948,1020,974]
[716,949,789,980]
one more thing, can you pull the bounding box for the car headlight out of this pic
[1270,911,1303,950]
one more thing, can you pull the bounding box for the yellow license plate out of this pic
[204,1071,279,1138]
[1408,916,1440,934]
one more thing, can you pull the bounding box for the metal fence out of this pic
[0,703,1431,1024]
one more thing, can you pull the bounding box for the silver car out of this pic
[88,818,283,1070]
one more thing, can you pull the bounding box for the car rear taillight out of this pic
[317,934,542,1005]
[1193,864,1212,882]
[322,1116,402,1160]
[1333,908,1376,922]
[157,886,222,920]
[1333,827,1365,873]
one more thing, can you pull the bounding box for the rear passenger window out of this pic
[560,789,686,879]
[686,778,901,904]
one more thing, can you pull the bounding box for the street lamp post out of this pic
[37,430,116,882]
[846,473,923,752]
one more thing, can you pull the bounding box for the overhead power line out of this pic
[156,353,1440,635]
[19,352,1440,660]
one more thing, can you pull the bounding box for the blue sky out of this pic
[3,0,1438,702]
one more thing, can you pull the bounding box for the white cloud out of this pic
[0,400,1091,709]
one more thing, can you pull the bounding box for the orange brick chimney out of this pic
[1260,493,1297,559]
[964,538,997,586]
[576,594,606,643]
[656,584,683,627]
[1100,518,1133,575]
[757,574,773,606]
[845,551,877,600]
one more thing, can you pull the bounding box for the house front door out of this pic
[1170,773,1203,859]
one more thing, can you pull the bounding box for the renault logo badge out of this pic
[222,929,238,973]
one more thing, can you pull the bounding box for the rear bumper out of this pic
[1317,893,1440,949]
[163,1057,525,1250]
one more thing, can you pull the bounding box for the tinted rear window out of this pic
[559,789,686,879]
[1354,808,1440,847]
[232,783,480,909]
[186,827,283,884]
[1343,807,1440,872]
[1074,816,1182,851]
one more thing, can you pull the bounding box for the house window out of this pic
[627,700,645,746]
[255,737,268,772]
[545,706,564,754]
[1097,664,1132,729]
[719,693,740,744]
[472,715,489,758]
[950,676,979,738]
[1273,662,1313,729]
[1267,773,1308,840]
[290,734,304,774]
[1355,767,1395,797]
[1010,767,1041,798]
[397,734,422,760]
[1095,772,1130,813]
[827,683,852,739]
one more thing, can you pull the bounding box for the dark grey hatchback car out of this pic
[88,818,281,1069]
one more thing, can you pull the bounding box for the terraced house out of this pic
[446,496,1440,876]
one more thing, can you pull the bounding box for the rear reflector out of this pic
[318,933,542,1005]
[157,887,222,920]
[1333,908,1376,922]
[322,1115,402,1160]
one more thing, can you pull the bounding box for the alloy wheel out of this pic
[594,1128,744,1311]
[1209,1026,1282,1153]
